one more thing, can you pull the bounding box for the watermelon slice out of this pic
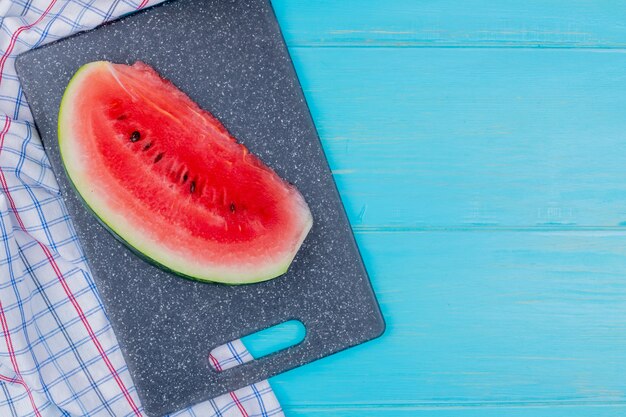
[58,61,313,284]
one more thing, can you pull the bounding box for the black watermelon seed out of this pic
[190,181,196,193]
[142,142,152,151]
[230,203,236,213]
[154,152,164,163]
[182,173,188,183]
[130,131,140,142]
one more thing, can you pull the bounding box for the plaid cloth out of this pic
[0,1,285,416]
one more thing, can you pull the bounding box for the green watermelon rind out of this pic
[61,173,292,286]
[58,62,308,285]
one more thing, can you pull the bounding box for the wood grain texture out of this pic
[268,1,626,416]
[287,47,626,229]
[273,231,626,413]
[272,0,626,48]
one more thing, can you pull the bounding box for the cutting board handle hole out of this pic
[208,320,306,372]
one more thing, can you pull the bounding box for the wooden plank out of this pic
[285,47,626,228]
[272,0,626,48]
[272,230,626,411]
[283,404,626,417]
[267,2,626,416]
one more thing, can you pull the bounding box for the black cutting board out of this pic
[16,1,385,415]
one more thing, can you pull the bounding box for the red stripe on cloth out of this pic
[0,0,59,86]
[208,353,223,372]
[0,116,142,415]
[208,354,249,417]
[38,243,143,415]
[0,119,40,413]
[229,391,249,417]
[137,0,150,9]
[0,300,42,417]
[0,374,19,384]
[0,113,10,149]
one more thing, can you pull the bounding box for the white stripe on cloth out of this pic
[0,1,284,416]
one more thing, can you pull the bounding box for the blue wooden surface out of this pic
[266,1,626,416]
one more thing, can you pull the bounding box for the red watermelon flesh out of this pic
[58,61,313,284]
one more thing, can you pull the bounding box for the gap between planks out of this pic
[284,399,626,411]
[289,43,626,50]
[352,225,626,233]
